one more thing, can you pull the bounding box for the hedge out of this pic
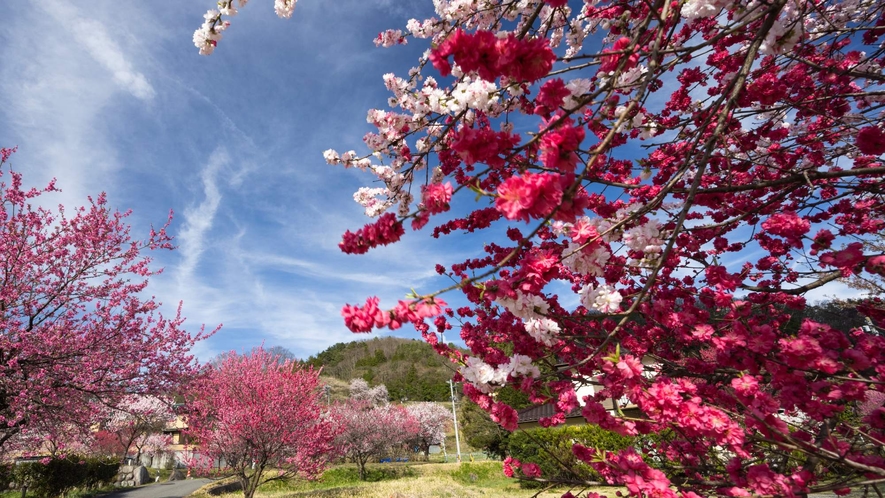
[506,424,635,487]
[1,455,118,497]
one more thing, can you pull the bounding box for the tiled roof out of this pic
[517,403,583,424]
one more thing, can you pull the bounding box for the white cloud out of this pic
[0,0,483,363]
[176,148,227,281]
[38,1,155,101]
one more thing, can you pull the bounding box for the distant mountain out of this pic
[305,337,459,402]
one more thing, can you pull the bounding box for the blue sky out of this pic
[0,0,462,361]
[1,1,865,363]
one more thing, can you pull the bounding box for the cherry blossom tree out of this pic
[331,400,417,480]
[102,395,174,464]
[185,348,336,498]
[195,1,885,495]
[0,147,210,452]
[406,402,451,460]
[348,378,390,405]
[3,417,93,459]
[90,430,128,459]
[139,433,173,467]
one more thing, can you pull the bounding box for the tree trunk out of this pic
[239,476,254,498]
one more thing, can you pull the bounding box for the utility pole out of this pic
[449,378,462,463]
[441,331,463,463]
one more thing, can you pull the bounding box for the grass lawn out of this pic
[188,462,620,498]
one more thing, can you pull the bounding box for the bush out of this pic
[11,456,119,497]
[320,465,413,484]
[80,458,119,490]
[507,425,635,487]
[0,463,14,490]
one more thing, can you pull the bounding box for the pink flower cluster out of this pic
[495,172,564,222]
[338,212,404,254]
[856,126,885,155]
[342,296,447,333]
[502,456,542,478]
[429,30,555,84]
[575,447,687,498]
[421,182,453,214]
[761,211,811,249]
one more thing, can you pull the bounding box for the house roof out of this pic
[517,403,583,424]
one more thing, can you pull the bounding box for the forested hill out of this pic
[305,337,458,402]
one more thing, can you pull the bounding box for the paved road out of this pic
[102,479,214,498]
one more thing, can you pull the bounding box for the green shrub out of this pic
[320,465,413,485]
[80,458,118,490]
[0,464,13,491]
[507,425,635,487]
[12,456,119,498]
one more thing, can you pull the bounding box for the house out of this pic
[516,360,650,430]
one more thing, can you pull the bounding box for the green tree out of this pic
[459,387,530,459]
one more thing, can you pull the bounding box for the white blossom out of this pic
[449,78,499,113]
[562,241,610,276]
[680,0,726,19]
[508,354,540,378]
[496,291,549,321]
[525,317,561,346]
[274,0,296,18]
[579,284,623,313]
[323,149,340,165]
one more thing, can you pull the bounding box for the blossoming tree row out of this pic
[0,148,210,456]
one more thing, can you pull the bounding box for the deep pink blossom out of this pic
[521,462,542,478]
[866,255,885,276]
[617,355,643,379]
[534,78,571,116]
[342,296,388,332]
[495,172,563,222]
[820,242,865,270]
[339,212,404,254]
[761,212,810,248]
[600,37,639,73]
[429,30,554,83]
[422,182,453,214]
[856,126,885,155]
[539,119,585,173]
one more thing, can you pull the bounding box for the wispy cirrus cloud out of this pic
[38,0,156,101]
[176,148,228,282]
[0,0,484,362]
[0,1,157,208]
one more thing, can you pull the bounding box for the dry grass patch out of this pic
[187,462,619,498]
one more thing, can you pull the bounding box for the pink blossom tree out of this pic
[0,147,210,452]
[331,400,418,480]
[3,417,94,459]
[184,348,336,498]
[102,395,174,464]
[195,1,885,495]
[406,402,451,460]
[139,432,173,467]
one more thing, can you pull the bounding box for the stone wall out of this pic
[115,465,152,487]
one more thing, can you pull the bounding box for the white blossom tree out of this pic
[348,378,389,406]
[406,402,451,460]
